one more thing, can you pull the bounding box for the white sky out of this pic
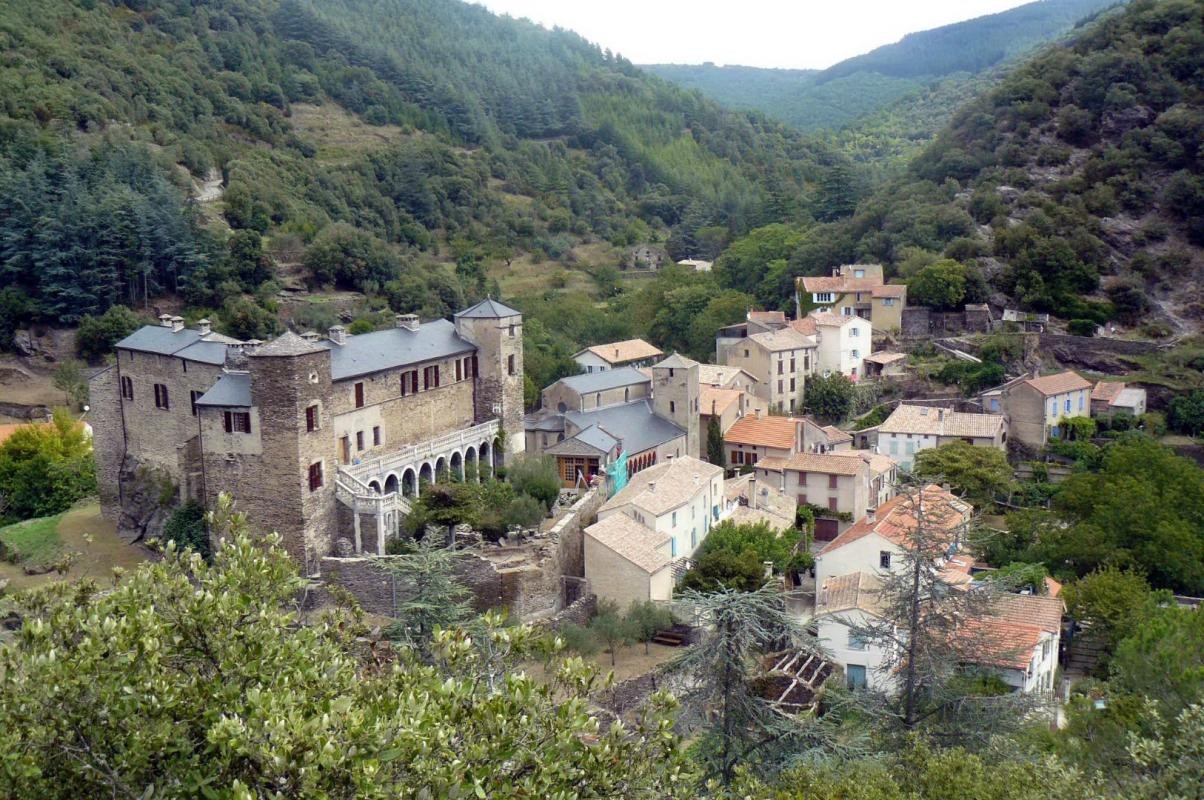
[473,0,1035,69]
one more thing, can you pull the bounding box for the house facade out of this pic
[572,338,663,373]
[797,264,907,333]
[814,571,896,692]
[1091,380,1147,420]
[718,328,816,413]
[90,301,524,571]
[754,452,878,541]
[999,371,1092,448]
[877,404,1007,469]
[810,312,873,381]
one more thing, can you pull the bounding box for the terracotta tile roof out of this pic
[878,404,1005,439]
[871,284,907,298]
[821,425,853,443]
[788,317,818,336]
[724,415,800,451]
[860,452,898,477]
[577,338,663,366]
[809,311,858,327]
[1023,370,1091,396]
[816,571,886,617]
[748,310,787,324]
[599,456,723,517]
[801,276,882,293]
[987,593,1064,634]
[585,514,671,574]
[1044,577,1063,598]
[701,386,742,417]
[1091,381,1125,403]
[864,352,907,365]
[956,618,1044,670]
[748,328,815,352]
[820,485,972,556]
[654,353,699,369]
[779,452,867,477]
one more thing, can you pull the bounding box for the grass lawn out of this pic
[0,500,149,592]
[0,514,65,570]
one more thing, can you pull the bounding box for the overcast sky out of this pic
[473,0,1035,69]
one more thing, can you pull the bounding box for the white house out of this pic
[876,404,1007,470]
[585,456,729,607]
[572,338,664,373]
[814,571,897,692]
[809,312,872,381]
[815,484,972,591]
[958,593,1064,696]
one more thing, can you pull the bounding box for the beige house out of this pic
[797,264,907,333]
[697,363,760,393]
[585,456,729,606]
[999,371,1092,449]
[814,571,895,691]
[719,327,816,413]
[572,338,663,373]
[754,452,873,541]
[877,404,1007,469]
[539,367,650,414]
[1091,380,1147,420]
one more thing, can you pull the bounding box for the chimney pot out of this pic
[396,313,419,331]
[647,481,655,493]
[301,331,320,342]
[197,318,211,336]
[159,313,173,328]
[328,325,346,345]
[170,315,185,332]
[867,508,877,523]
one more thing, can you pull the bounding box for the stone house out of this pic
[753,452,878,541]
[815,485,972,592]
[90,301,525,571]
[539,367,651,415]
[998,370,1092,449]
[876,404,1007,470]
[572,338,663,373]
[862,352,908,380]
[584,456,728,606]
[797,264,907,333]
[718,327,816,413]
[1090,380,1147,420]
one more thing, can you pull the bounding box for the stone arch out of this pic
[450,450,463,481]
[419,462,434,487]
[401,468,417,498]
[435,456,448,481]
[464,446,478,481]
[383,474,398,495]
[479,441,492,477]
[369,480,383,494]
[492,437,504,471]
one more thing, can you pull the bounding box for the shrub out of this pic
[506,455,561,510]
[1067,318,1096,336]
[556,622,599,656]
[76,305,143,362]
[0,411,96,523]
[162,501,210,560]
[502,493,546,531]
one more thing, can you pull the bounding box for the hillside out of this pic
[0,0,841,341]
[729,0,1202,337]
[645,0,1122,133]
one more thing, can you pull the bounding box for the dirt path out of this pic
[194,169,224,203]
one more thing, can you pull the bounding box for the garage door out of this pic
[814,517,840,542]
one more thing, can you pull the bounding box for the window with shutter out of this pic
[306,405,319,432]
[354,382,365,408]
[120,376,134,400]
[308,462,323,492]
[356,431,364,451]
[154,384,169,410]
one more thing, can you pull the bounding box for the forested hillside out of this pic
[0,0,841,341]
[646,0,1122,133]
[718,0,1203,337]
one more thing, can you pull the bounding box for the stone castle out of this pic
[90,299,525,573]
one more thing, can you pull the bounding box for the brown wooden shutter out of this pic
[223,411,232,433]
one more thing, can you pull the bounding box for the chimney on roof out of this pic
[614,347,620,358]
[754,408,762,419]
[159,313,172,328]
[866,507,877,523]
[831,267,840,277]
[937,408,946,421]
[328,325,346,345]
[301,331,320,343]
[647,481,655,494]
[170,316,185,333]
[197,318,211,336]
[396,313,419,332]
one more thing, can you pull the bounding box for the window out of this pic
[814,292,834,304]
[743,349,750,358]
[848,630,868,650]
[851,349,860,359]
[190,390,202,417]
[308,462,324,492]
[624,388,629,402]
[507,354,515,375]
[470,355,479,378]
[456,359,462,381]
[423,366,440,389]
[671,538,677,557]
[1049,400,1057,415]
[790,377,796,392]
[508,323,516,338]
[354,382,365,408]
[777,379,783,394]
[691,528,697,548]
[828,474,838,489]
[846,664,867,690]
[879,551,892,569]
[790,357,795,372]
[668,368,675,378]
[882,298,895,307]
[889,439,899,455]
[120,376,134,400]
[1064,398,1071,414]
[850,327,859,337]
[373,426,381,446]
[356,431,365,451]
[828,497,838,511]
[777,360,783,375]
[153,383,170,410]
[223,411,252,434]
[1078,393,1084,411]
[731,450,743,465]
[854,269,865,278]
[306,405,319,432]
[182,360,187,374]
[671,511,677,526]
[797,494,808,505]
[669,400,676,414]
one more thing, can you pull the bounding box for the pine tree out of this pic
[706,417,726,468]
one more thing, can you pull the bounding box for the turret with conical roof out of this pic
[453,299,525,456]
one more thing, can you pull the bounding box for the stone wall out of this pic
[88,366,124,521]
[320,484,608,620]
[1038,333,1162,357]
[901,307,993,336]
[0,401,51,420]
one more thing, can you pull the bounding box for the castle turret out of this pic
[652,354,700,457]
[454,299,525,456]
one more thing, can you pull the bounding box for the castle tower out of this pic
[652,354,700,457]
[240,332,337,570]
[454,299,525,456]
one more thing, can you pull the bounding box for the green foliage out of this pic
[803,372,857,422]
[589,601,634,666]
[1168,389,1204,436]
[380,538,473,656]
[555,621,599,656]
[1058,415,1097,441]
[1111,604,1204,720]
[626,600,673,655]
[706,417,726,468]
[162,501,210,561]
[935,360,1005,396]
[698,520,801,573]
[907,259,968,310]
[985,561,1049,594]
[505,454,561,511]
[0,514,64,570]
[51,360,88,411]
[75,305,142,362]
[1063,567,1170,667]
[0,411,95,523]
[680,521,800,593]
[1067,318,1096,337]
[913,440,1013,508]
[0,493,694,798]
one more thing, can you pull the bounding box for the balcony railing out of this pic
[343,418,501,485]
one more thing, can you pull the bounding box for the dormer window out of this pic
[814,292,834,304]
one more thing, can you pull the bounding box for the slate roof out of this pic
[654,353,700,369]
[1023,371,1091,396]
[546,424,618,457]
[556,366,651,395]
[585,514,671,574]
[724,415,799,451]
[196,372,252,407]
[251,331,327,358]
[563,401,684,455]
[820,485,972,556]
[456,298,520,318]
[575,338,663,366]
[878,404,1005,439]
[600,456,723,517]
[175,340,230,365]
[524,413,566,432]
[116,326,203,356]
[325,319,476,381]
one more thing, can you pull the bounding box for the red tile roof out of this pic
[724,415,799,451]
[1023,371,1091,396]
[801,276,883,293]
[820,485,972,555]
[872,284,907,298]
[748,310,787,324]
[789,317,818,336]
[1091,381,1125,403]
